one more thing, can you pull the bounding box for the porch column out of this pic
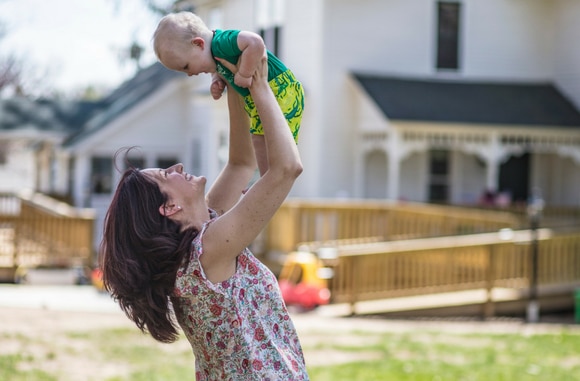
[387,131,401,200]
[485,132,502,192]
[485,158,499,192]
[73,154,91,208]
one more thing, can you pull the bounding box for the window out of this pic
[0,140,8,165]
[128,157,145,170]
[91,157,112,194]
[259,26,281,57]
[157,157,178,169]
[256,0,285,57]
[428,149,450,203]
[436,2,460,70]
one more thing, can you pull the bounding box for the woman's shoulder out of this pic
[186,208,217,259]
[172,209,221,297]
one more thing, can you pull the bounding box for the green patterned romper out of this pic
[212,29,304,143]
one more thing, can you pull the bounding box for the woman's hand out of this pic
[249,54,268,89]
[234,72,252,88]
[215,54,268,90]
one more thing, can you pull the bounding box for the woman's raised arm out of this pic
[201,56,303,283]
[205,86,257,215]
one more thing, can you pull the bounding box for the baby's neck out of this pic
[204,29,215,43]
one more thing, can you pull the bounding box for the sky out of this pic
[0,0,166,96]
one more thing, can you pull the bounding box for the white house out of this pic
[150,0,580,206]
[60,64,232,244]
[2,0,580,249]
[273,0,580,205]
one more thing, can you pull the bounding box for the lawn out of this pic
[2,315,580,381]
[307,329,580,381]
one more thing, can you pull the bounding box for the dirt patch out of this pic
[0,307,385,380]
[1,297,578,380]
[0,308,137,380]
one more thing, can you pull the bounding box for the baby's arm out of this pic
[234,31,267,88]
[210,73,226,100]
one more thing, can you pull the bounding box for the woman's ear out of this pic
[159,203,181,216]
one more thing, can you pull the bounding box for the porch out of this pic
[1,192,579,319]
[261,199,580,318]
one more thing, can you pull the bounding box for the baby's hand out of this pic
[234,72,253,88]
[210,77,226,100]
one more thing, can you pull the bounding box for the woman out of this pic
[100,56,309,380]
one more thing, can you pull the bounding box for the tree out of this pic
[0,22,23,95]
[0,19,51,98]
[0,55,22,94]
[113,0,194,73]
[0,0,192,98]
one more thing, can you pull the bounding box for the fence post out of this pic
[484,244,496,319]
[348,257,358,316]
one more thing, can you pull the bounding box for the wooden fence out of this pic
[1,192,578,318]
[0,192,95,276]
[305,229,580,315]
[264,199,521,254]
[264,199,580,316]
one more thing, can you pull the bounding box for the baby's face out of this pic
[160,38,216,76]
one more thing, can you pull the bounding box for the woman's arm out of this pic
[201,57,303,282]
[234,31,266,88]
[205,87,257,216]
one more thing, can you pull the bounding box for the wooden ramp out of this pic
[301,229,580,319]
[0,192,95,282]
[317,285,578,319]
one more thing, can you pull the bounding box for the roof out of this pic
[63,62,182,146]
[0,62,182,144]
[0,97,105,136]
[353,74,580,128]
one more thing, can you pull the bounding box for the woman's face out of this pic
[141,163,206,210]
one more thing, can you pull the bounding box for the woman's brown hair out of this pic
[99,148,197,343]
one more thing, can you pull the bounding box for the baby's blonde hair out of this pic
[152,11,211,60]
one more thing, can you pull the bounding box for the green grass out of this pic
[70,328,196,381]
[0,353,58,381]
[1,325,580,380]
[307,330,580,381]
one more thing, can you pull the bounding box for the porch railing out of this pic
[0,192,95,272]
[309,229,580,315]
[264,199,521,254]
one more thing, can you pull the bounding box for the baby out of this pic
[153,11,305,175]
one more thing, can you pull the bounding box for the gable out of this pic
[354,74,580,128]
[78,87,191,153]
[63,63,182,147]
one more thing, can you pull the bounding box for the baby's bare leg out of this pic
[252,134,268,176]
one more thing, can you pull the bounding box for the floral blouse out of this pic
[172,211,309,381]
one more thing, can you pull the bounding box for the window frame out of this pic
[435,1,461,71]
[90,156,113,195]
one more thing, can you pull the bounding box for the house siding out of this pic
[553,0,580,110]
[274,0,580,199]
